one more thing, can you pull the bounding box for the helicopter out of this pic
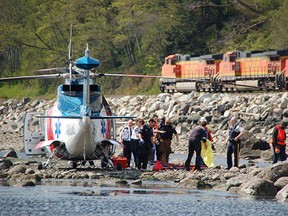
[0,28,163,169]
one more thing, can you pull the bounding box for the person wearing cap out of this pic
[158,117,179,163]
[226,117,246,169]
[185,118,208,171]
[271,120,288,164]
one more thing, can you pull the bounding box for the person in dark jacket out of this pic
[158,117,179,163]
[226,117,246,169]
[271,120,288,164]
[185,120,208,171]
[138,118,156,169]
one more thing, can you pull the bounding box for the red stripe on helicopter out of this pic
[47,107,55,140]
[106,111,111,139]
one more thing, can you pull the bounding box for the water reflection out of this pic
[1,182,287,215]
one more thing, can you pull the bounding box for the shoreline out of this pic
[1,153,287,202]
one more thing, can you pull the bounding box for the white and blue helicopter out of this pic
[0,29,161,169]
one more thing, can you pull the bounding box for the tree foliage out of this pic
[0,0,288,97]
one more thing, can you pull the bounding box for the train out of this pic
[160,49,288,93]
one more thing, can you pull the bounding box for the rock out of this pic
[25,168,35,174]
[8,165,26,175]
[257,161,288,182]
[240,148,261,160]
[0,159,13,170]
[179,178,212,189]
[260,150,273,161]
[240,177,277,196]
[88,173,101,179]
[251,140,270,150]
[197,180,213,189]
[131,179,142,185]
[20,180,36,187]
[115,180,128,185]
[249,127,262,134]
[248,167,263,179]
[20,174,42,182]
[224,172,236,180]
[211,173,221,181]
[276,184,288,202]
[274,177,288,190]
[238,164,246,169]
[229,167,240,172]
[226,174,248,188]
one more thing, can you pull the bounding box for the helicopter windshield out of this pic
[58,84,102,115]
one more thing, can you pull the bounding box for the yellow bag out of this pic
[201,140,215,168]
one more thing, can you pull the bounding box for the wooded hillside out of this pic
[0,0,288,97]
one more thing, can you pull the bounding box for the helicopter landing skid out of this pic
[42,150,58,169]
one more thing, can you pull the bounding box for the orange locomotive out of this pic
[160,50,288,93]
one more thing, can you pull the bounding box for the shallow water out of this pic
[0,180,287,216]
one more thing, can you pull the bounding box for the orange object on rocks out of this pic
[112,155,127,170]
[153,161,163,171]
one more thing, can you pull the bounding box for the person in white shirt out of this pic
[131,118,144,168]
[120,119,134,167]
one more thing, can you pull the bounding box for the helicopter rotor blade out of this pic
[0,74,66,81]
[95,73,163,78]
[34,67,67,74]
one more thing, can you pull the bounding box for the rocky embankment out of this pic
[1,92,288,201]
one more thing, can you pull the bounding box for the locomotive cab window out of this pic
[166,59,170,64]
[230,55,236,62]
[171,57,176,65]
[270,56,279,61]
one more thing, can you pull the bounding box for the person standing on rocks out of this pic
[185,120,208,171]
[131,118,144,168]
[158,117,179,163]
[138,118,156,169]
[150,114,159,163]
[120,119,134,168]
[226,117,246,169]
[198,117,213,166]
[271,120,288,164]
[155,116,165,161]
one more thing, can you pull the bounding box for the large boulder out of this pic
[251,140,270,150]
[256,161,288,182]
[240,177,277,196]
[226,174,248,188]
[260,150,273,161]
[0,159,13,170]
[8,165,26,175]
[276,184,288,202]
[240,148,261,160]
[274,177,288,190]
[179,178,212,189]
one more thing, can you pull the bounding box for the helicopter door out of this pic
[24,112,46,156]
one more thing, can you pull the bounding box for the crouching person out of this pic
[185,122,208,171]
